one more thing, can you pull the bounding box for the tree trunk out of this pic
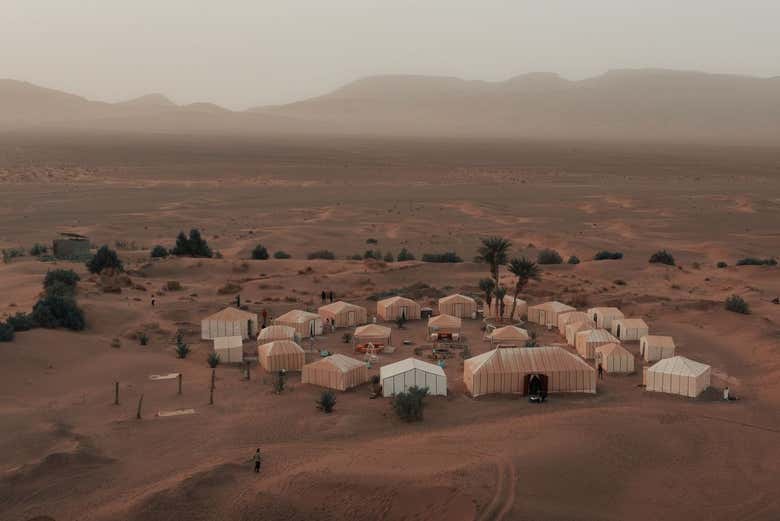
[509,285,520,322]
[136,394,144,419]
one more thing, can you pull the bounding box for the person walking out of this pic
[151,297,156,307]
[328,290,334,303]
[253,448,262,473]
[321,290,326,304]
[597,363,604,380]
[236,294,241,308]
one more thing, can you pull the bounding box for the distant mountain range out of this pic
[3,69,780,142]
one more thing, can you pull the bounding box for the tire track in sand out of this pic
[477,458,516,521]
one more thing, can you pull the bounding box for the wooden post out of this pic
[136,393,144,419]
[209,369,215,405]
[178,373,182,395]
[114,381,119,405]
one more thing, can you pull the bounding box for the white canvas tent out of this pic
[257,325,296,343]
[213,336,243,363]
[486,325,530,347]
[353,324,392,346]
[258,340,305,372]
[427,314,462,339]
[318,301,368,328]
[376,296,421,321]
[380,358,447,397]
[438,294,477,319]
[558,311,590,336]
[611,318,649,341]
[565,319,597,346]
[201,307,258,340]
[645,356,711,398]
[587,307,625,330]
[527,301,576,328]
[274,310,323,338]
[595,342,635,374]
[640,335,676,362]
[575,328,620,360]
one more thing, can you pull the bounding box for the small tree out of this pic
[725,295,750,314]
[479,278,496,311]
[507,257,541,320]
[397,248,415,261]
[0,321,14,342]
[251,244,269,260]
[649,250,676,266]
[207,352,220,368]
[567,255,580,265]
[307,250,336,260]
[342,332,352,343]
[175,331,190,358]
[44,269,80,290]
[717,261,728,268]
[29,243,48,256]
[525,331,539,347]
[316,391,336,413]
[383,252,395,263]
[138,332,149,346]
[86,245,123,274]
[395,315,407,329]
[7,312,34,332]
[494,286,508,321]
[150,245,169,258]
[537,249,562,265]
[476,236,512,283]
[594,251,623,260]
[31,295,85,330]
[172,229,213,258]
[273,251,291,259]
[392,386,429,422]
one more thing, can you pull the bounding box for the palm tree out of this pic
[478,278,496,313]
[476,236,512,284]
[507,257,541,321]
[494,285,508,321]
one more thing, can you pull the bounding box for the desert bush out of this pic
[207,352,220,368]
[150,245,169,258]
[525,331,539,347]
[251,244,269,260]
[2,247,25,263]
[383,252,394,263]
[392,386,429,422]
[7,312,35,332]
[175,331,190,358]
[366,238,378,245]
[348,254,363,260]
[307,250,335,260]
[273,251,291,259]
[397,248,415,261]
[363,250,382,260]
[317,391,336,413]
[29,243,48,256]
[166,280,182,291]
[614,279,627,286]
[736,257,777,266]
[567,255,580,265]
[44,269,81,289]
[342,332,352,343]
[594,251,623,261]
[171,229,213,258]
[31,295,85,330]
[537,249,563,265]
[725,295,750,314]
[0,321,14,342]
[86,245,123,274]
[421,252,462,263]
[717,261,728,268]
[649,250,676,266]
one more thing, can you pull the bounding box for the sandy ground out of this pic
[1,132,779,521]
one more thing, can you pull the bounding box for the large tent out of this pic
[645,356,711,398]
[587,307,625,330]
[201,307,258,340]
[427,314,462,338]
[611,318,649,341]
[257,325,296,343]
[575,328,620,360]
[527,301,576,328]
[595,342,635,374]
[486,325,530,347]
[274,310,323,338]
[213,336,243,363]
[565,319,597,346]
[558,311,591,335]
[640,335,676,362]
[380,358,447,397]
[302,354,368,391]
[353,324,392,346]
[487,295,527,321]
[318,301,368,328]
[258,340,305,372]
[376,296,421,321]
[463,346,596,397]
[438,294,478,319]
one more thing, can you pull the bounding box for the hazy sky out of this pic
[3,0,779,109]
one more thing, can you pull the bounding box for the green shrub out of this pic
[307,250,335,260]
[171,229,213,258]
[2,247,26,263]
[207,352,220,368]
[150,245,169,258]
[717,261,728,268]
[0,321,14,342]
[392,386,429,422]
[363,250,382,260]
[342,332,352,343]
[421,252,462,263]
[348,253,363,261]
[31,295,85,330]
[7,312,35,332]
[317,391,336,413]
[86,245,123,274]
[736,257,777,266]
[397,248,415,261]
[567,255,580,265]
[175,331,190,358]
[273,251,291,259]
[139,332,149,346]
[537,249,563,265]
[251,244,269,260]
[29,243,49,256]
[594,251,624,261]
[649,250,675,266]
[44,269,81,290]
[725,295,750,314]
[383,252,395,263]
[366,238,378,245]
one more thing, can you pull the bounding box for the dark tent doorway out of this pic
[523,373,549,396]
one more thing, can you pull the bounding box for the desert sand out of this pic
[1,132,779,521]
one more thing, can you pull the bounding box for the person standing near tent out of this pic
[723,387,730,401]
[321,290,326,304]
[261,308,268,328]
[151,297,156,307]
[253,448,261,473]
[329,290,334,303]
[597,362,604,380]
[236,294,241,308]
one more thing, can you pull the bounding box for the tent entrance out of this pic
[616,324,621,338]
[454,303,464,317]
[347,310,356,326]
[247,319,254,337]
[309,320,315,337]
[400,306,408,320]
[523,373,549,396]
